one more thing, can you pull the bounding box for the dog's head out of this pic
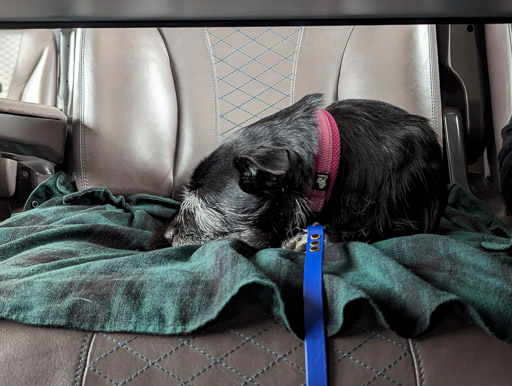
[165,95,322,249]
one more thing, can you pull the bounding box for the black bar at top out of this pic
[0,0,511,28]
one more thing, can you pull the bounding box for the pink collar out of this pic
[308,110,341,213]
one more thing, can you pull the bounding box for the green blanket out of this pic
[0,173,511,342]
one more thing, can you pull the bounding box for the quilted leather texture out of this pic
[205,27,303,138]
[330,325,415,386]
[79,299,416,385]
[0,30,22,98]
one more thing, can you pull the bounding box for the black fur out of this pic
[155,94,446,249]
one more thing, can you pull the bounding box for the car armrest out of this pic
[0,99,67,164]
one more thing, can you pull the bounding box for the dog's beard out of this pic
[285,196,310,236]
[169,188,312,249]
[169,190,273,249]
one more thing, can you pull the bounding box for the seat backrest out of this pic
[71,26,441,199]
[0,29,58,106]
[486,24,512,154]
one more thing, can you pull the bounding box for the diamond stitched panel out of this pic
[83,302,416,385]
[83,302,306,386]
[0,30,22,98]
[206,27,303,140]
[330,323,415,386]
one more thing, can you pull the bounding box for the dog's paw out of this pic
[147,225,172,251]
[281,230,309,252]
[282,223,329,252]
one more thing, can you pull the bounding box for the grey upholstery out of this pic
[1,25,511,385]
[0,30,60,216]
[0,99,67,163]
[0,29,58,106]
[484,24,512,219]
[72,26,441,199]
[486,24,512,154]
[2,301,512,385]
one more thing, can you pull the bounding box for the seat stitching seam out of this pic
[208,28,301,136]
[181,322,279,384]
[408,339,420,386]
[355,326,410,351]
[98,333,186,384]
[362,352,408,386]
[334,351,403,385]
[428,25,440,140]
[336,26,355,100]
[229,326,305,373]
[210,28,297,80]
[180,337,255,384]
[74,332,93,386]
[86,366,116,384]
[88,334,139,365]
[508,24,512,69]
[289,26,304,104]
[204,28,220,146]
[333,334,377,364]
[411,341,425,386]
[79,29,88,189]
[242,342,305,384]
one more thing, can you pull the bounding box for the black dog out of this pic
[154,94,446,250]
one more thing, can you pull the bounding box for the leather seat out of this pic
[486,24,512,156]
[1,26,511,385]
[0,29,61,220]
[486,24,512,213]
[0,29,58,106]
[71,26,441,198]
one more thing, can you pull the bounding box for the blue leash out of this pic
[303,225,328,386]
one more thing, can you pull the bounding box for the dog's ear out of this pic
[233,146,289,195]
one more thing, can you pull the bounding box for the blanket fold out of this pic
[0,172,511,342]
